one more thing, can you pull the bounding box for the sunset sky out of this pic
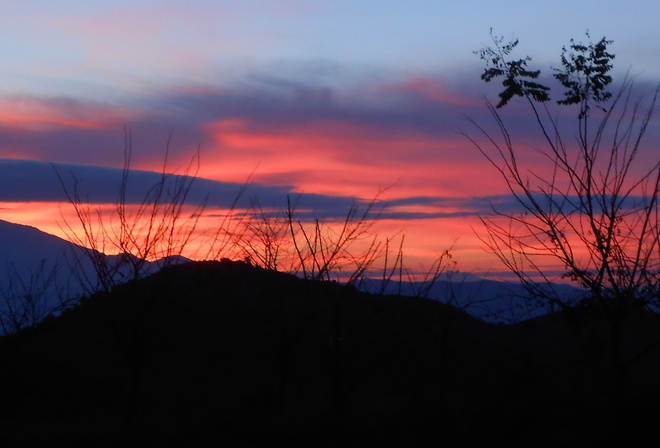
[1,1,659,278]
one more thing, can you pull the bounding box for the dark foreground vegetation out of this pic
[1,260,660,447]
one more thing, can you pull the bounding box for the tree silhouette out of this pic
[55,128,208,294]
[468,30,660,412]
[474,30,551,108]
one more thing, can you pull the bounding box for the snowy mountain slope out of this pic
[0,219,88,295]
[0,219,190,333]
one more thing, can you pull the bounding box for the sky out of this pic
[1,0,659,278]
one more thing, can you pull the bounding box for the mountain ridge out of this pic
[0,218,581,326]
[1,258,659,446]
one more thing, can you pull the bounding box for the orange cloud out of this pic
[0,201,84,241]
[0,201,217,260]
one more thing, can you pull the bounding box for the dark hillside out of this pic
[1,260,660,446]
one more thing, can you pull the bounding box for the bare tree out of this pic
[468,30,660,412]
[55,128,207,294]
[469,30,659,311]
[284,195,386,285]
[232,198,293,271]
[0,260,64,335]
[226,191,389,283]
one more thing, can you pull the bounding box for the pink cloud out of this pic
[375,76,482,107]
[0,96,140,132]
[202,117,507,200]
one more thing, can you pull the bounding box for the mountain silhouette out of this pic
[0,219,191,333]
[0,218,584,329]
[2,259,660,446]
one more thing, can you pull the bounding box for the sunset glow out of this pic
[1,1,659,281]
